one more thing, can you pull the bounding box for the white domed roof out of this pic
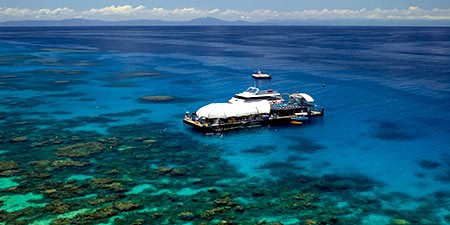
[196,100,270,119]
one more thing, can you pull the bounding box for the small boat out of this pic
[290,121,303,125]
[290,114,309,125]
[228,86,282,104]
[252,70,271,79]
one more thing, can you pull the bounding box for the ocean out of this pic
[0,26,449,224]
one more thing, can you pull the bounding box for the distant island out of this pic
[0,17,449,27]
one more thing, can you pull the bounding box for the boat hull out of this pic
[183,108,323,132]
[251,74,271,79]
[183,118,270,132]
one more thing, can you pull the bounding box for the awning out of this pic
[291,93,315,103]
[196,100,271,119]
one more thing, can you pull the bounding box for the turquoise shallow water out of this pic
[0,26,450,224]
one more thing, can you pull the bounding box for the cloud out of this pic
[78,5,220,20]
[0,7,76,19]
[1,6,450,21]
[86,5,146,15]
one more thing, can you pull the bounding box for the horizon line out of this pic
[1,17,450,27]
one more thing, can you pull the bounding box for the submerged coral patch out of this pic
[314,174,380,192]
[418,159,442,170]
[115,72,162,80]
[103,82,140,88]
[435,169,450,183]
[371,120,418,141]
[0,161,19,171]
[259,161,304,171]
[31,208,91,225]
[286,136,326,153]
[170,79,196,85]
[29,159,90,171]
[101,109,151,118]
[137,95,201,104]
[55,142,105,158]
[41,48,97,53]
[241,145,278,154]
[2,96,48,109]
[67,116,118,125]
[51,110,72,115]
[45,91,86,98]
[35,69,84,75]
[258,160,305,179]
[0,54,40,66]
[138,95,176,103]
[76,97,97,102]
[0,119,445,224]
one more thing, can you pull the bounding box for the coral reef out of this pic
[44,200,73,214]
[91,178,126,192]
[0,161,19,172]
[286,137,325,153]
[138,95,175,103]
[113,201,143,211]
[0,27,448,225]
[371,120,418,141]
[391,218,410,225]
[9,137,27,143]
[0,119,446,225]
[55,142,105,158]
[29,159,89,172]
[178,211,196,221]
[418,159,442,170]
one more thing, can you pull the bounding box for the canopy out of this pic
[196,100,271,119]
[291,93,315,103]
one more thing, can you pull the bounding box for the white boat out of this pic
[184,94,324,132]
[228,86,283,104]
[251,70,271,79]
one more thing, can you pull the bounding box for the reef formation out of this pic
[0,112,447,225]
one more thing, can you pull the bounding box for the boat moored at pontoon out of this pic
[228,86,283,104]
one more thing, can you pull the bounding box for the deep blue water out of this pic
[1,26,450,224]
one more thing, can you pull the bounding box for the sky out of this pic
[0,0,450,21]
